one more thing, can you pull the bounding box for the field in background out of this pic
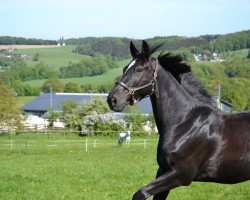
[0,134,249,200]
[16,45,86,69]
[23,59,130,88]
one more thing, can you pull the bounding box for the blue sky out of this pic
[1,0,249,40]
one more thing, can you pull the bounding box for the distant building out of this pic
[211,97,233,113]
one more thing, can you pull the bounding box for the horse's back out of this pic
[222,111,250,137]
[119,133,126,138]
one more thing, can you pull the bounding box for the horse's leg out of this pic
[118,138,121,147]
[132,168,193,200]
[152,168,170,200]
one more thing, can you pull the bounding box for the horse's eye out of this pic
[136,68,143,73]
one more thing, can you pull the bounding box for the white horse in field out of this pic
[118,130,130,147]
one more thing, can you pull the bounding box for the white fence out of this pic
[0,136,155,155]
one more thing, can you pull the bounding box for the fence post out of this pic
[85,138,88,153]
[94,139,96,148]
[144,139,147,149]
[10,140,13,153]
[25,140,28,154]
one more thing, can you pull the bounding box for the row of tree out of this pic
[71,38,131,59]
[8,77,114,97]
[0,62,57,83]
[0,36,57,45]
[60,56,118,78]
[0,56,118,83]
[68,30,250,59]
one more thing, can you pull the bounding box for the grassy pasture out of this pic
[23,59,130,88]
[0,134,249,200]
[16,46,86,70]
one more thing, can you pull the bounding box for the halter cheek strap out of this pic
[115,59,159,105]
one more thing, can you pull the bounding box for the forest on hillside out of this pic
[67,30,250,59]
[0,36,57,45]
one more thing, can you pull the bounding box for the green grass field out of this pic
[16,46,87,70]
[23,59,130,88]
[0,134,249,200]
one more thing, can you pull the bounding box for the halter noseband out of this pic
[115,59,158,105]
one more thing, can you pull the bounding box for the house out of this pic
[212,97,233,113]
[20,93,153,117]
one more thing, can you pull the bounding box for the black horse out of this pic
[107,41,250,200]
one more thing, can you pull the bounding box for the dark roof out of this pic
[211,96,233,108]
[20,93,153,115]
[220,99,233,107]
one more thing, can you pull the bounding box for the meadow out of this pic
[23,58,130,88]
[16,46,87,70]
[0,134,249,200]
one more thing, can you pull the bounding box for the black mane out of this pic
[150,48,212,104]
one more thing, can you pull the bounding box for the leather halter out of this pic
[115,59,158,105]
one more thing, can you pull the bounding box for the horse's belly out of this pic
[215,160,250,183]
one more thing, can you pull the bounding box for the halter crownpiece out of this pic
[115,58,159,105]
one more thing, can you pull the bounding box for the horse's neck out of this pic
[150,67,196,135]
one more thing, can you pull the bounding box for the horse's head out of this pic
[107,40,157,112]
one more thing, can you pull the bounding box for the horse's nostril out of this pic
[112,97,117,106]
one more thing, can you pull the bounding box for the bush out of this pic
[83,113,126,135]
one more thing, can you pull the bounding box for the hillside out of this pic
[15,45,86,70]
[0,30,249,111]
[65,30,250,59]
[23,59,129,87]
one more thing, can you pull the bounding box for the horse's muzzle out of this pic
[107,93,115,110]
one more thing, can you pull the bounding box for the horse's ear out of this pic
[142,40,150,60]
[130,41,139,58]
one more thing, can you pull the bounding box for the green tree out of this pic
[42,78,64,92]
[11,80,25,96]
[221,78,250,111]
[79,96,109,117]
[61,97,109,131]
[44,108,60,128]
[60,100,81,130]
[124,105,147,132]
[33,53,39,61]
[0,82,22,131]
[247,49,250,59]
[64,82,81,93]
